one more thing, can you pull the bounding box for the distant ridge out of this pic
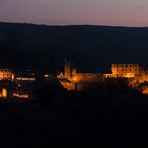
[0,22,148,72]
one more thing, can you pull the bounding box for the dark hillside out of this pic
[0,22,148,72]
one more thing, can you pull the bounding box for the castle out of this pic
[104,64,140,78]
[104,64,148,84]
[57,61,148,93]
[57,60,103,90]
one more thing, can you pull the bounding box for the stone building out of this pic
[57,60,103,91]
[104,64,141,78]
[0,69,14,81]
[58,61,148,92]
[104,64,148,83]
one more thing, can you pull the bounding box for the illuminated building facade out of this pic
[16,74,36,81]
[0,69,14,81]
[58,61,148,92]
[104,64,148,84]
[0,88,7,98]
[16,77,36,81]
[111,64,140,77]
[57,61,103,90]
[104,64,141,78]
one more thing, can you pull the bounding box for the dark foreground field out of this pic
[0,91,147,147]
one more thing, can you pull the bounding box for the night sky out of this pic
[0,0,148,26]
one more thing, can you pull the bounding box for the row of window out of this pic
[0,75,12,77]
[114,69,139,72]
[116,74,138,77]
[112,64,139,68]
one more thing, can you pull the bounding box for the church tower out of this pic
[72,67,77,77]
[64,59,71,80]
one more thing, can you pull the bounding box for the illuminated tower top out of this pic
[64,59,71,80]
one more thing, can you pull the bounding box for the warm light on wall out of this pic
[44,74,49,78]
[0,69,14,81]
[12,74,15,81]
[13,93,29,99]
[141,86,148,95]
[0,88,7,98]
[72,76,78,83]
[16,77,36,81]
[124,73,135,78]
[2,89,7,98]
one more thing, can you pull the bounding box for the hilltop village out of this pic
[0,60,147,100]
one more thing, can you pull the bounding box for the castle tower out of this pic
[72,67,77,77]
[64,59,71,80]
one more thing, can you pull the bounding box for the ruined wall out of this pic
[111,64,140,78]
[72,73,103,83]
[71,73,103,91]
[58,62,148,92]
[139,70,148,83]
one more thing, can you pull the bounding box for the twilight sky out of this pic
[0,0,148,26]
